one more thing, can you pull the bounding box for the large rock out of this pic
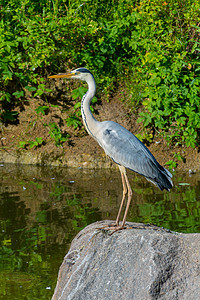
[52,221,200,300]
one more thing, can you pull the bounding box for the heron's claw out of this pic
[97,223,132,234]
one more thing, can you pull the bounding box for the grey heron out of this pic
[49,68,173,229]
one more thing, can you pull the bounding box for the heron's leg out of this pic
[121,169,133,228]
[115,166,128,226]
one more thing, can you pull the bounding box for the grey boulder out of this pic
[52,221,200,300]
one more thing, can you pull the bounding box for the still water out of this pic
[0,163,200,299]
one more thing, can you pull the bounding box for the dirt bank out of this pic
[1,87,200,171]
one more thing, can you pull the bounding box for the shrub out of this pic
[0,0,200,147]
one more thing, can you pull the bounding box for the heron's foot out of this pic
[97,222,116,230]
[97,223,132,234]
[97,221,123,229]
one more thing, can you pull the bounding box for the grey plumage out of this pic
[49,67,173,229]
[97,120,172,191]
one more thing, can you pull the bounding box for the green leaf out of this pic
[35,105,49,115]
[12,91,24,98]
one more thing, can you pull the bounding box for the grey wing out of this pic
[96,121,173,191]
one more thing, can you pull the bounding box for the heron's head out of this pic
[48,68,94,82]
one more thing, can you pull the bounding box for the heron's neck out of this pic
[81,76,100,137]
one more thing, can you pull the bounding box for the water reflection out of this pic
[0,163,200,299]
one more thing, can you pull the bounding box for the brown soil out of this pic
[1,84,200,171]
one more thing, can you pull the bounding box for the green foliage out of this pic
[33,78,52,98]
[1,0,200,147]
[135,132,153,143]
[44,122,69,146]
[165,151,185,170]
[165,160,177,171]
[18,137,44,149]
[132,0,200,147]
[72,87,88,100]
[18,141,28,149]
[35,105,49,116]
[66,115,82,129]
[0,110,19,122]
[29,137,44,148]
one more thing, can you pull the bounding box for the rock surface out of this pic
[52,221,200,300]
[0,149,112,169]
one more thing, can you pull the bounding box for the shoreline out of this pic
[0,147,199,172]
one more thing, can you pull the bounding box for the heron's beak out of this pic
[48,72,75,79]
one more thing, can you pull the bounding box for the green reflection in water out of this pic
[133,185,200,233]
[0,164,200,299]
[0,164,101,299]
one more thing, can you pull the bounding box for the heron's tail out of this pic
[156,167,173,191]
[146,166,173,192]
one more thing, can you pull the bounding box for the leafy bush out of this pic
[129,0,200,147]
[44,122,69,146]
[0,0,200,147]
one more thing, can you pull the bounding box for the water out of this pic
[0,163,200,299]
